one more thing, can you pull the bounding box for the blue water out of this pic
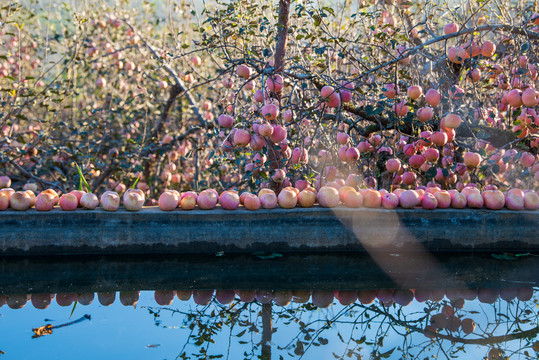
[1,289,537,359]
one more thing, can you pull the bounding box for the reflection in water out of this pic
[32,315,91,339]
[1,288,538,359]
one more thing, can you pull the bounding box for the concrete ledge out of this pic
[0,206,538,255]
[0,253,537,294]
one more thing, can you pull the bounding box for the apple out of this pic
[481,41,496,57]
[278,188,297,208]
[444,22,459,35]
[399,190,420,208]
[10,191,32,210]
[123,190,144,211]
[196,189,218,210]
[443,114,462,128]
[0,176,11,188]
[317,186,340,207]
[407,85,423,100]
[236,64,252,79]
[59,193,78,211]
[421,193,438,210]
[179,193,196,210]
[243,193,261,210]
[159,190,180,211]
[218,114,234,128]
[363,189,381,208]
[80,193,99,210]
[100,191,120,211]
[343,189,363,208]
[382,193,399,209]
[0,192,9,211]
[482,190,505,210]
[35,193,56,211]
[425,89,441,107]
[523,192,539,210]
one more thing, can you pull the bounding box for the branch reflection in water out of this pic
[1,287,537,359]
[138,287,538,360]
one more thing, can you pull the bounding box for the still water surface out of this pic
[1,286,537,359]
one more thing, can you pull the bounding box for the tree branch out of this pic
[274,0,292,74]
[9,160,66,193]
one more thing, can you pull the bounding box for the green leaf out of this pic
[425,167,437,179]
[313,14,321,27]
[130,173,142,189]
[69,301,77,319]
[75,163,91,193]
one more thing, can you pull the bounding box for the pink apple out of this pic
[444,23,459,35]
[482,190,505,210]
[463,152,482,167]
[386,158,401,173]
[197,189,218,210]
[218,114,234,128]
[123,190,144,211]
[219,191,240,210]
[236,64,252,79]
[481,41,496,57]
[59,193,78,211]
[0,176,11,188]
[278,188,297,208]
[343,190,363,208]
[100,191,120,211]
[180,194,197,210]
[260,192,278,209]
[269,125,287,143]
[0,192,9,211]
[382,192,399,209]
[244,194,261,210]
[467,193,484,208]
[266,75,283,92]
[421,193,438,209]
[9,191,32,210]
[80,193,99,210]
[417,106,434,122]
[443,114,462,128]
[34,193,55,211]
[399,190,420,208]
[317,186,340,207]
[523,192,539,210]
[363,189,382,208]
[425,89,442,107]
[159,191,180,211]
[297,188,317,208]
[505,193,524,210]
[233,129,251,147]
[407,85,423,100]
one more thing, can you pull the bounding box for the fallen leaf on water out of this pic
[32,315,91,339]
[32,324,53,338]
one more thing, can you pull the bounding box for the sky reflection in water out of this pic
[0,287,538,360]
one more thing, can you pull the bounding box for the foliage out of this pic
[1,0,538,197]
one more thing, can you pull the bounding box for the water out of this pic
[0,254,538,359]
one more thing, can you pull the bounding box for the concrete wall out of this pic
[0,206,537,255]
[1,253,537,294]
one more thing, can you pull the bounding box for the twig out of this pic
[9,160,66,193]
